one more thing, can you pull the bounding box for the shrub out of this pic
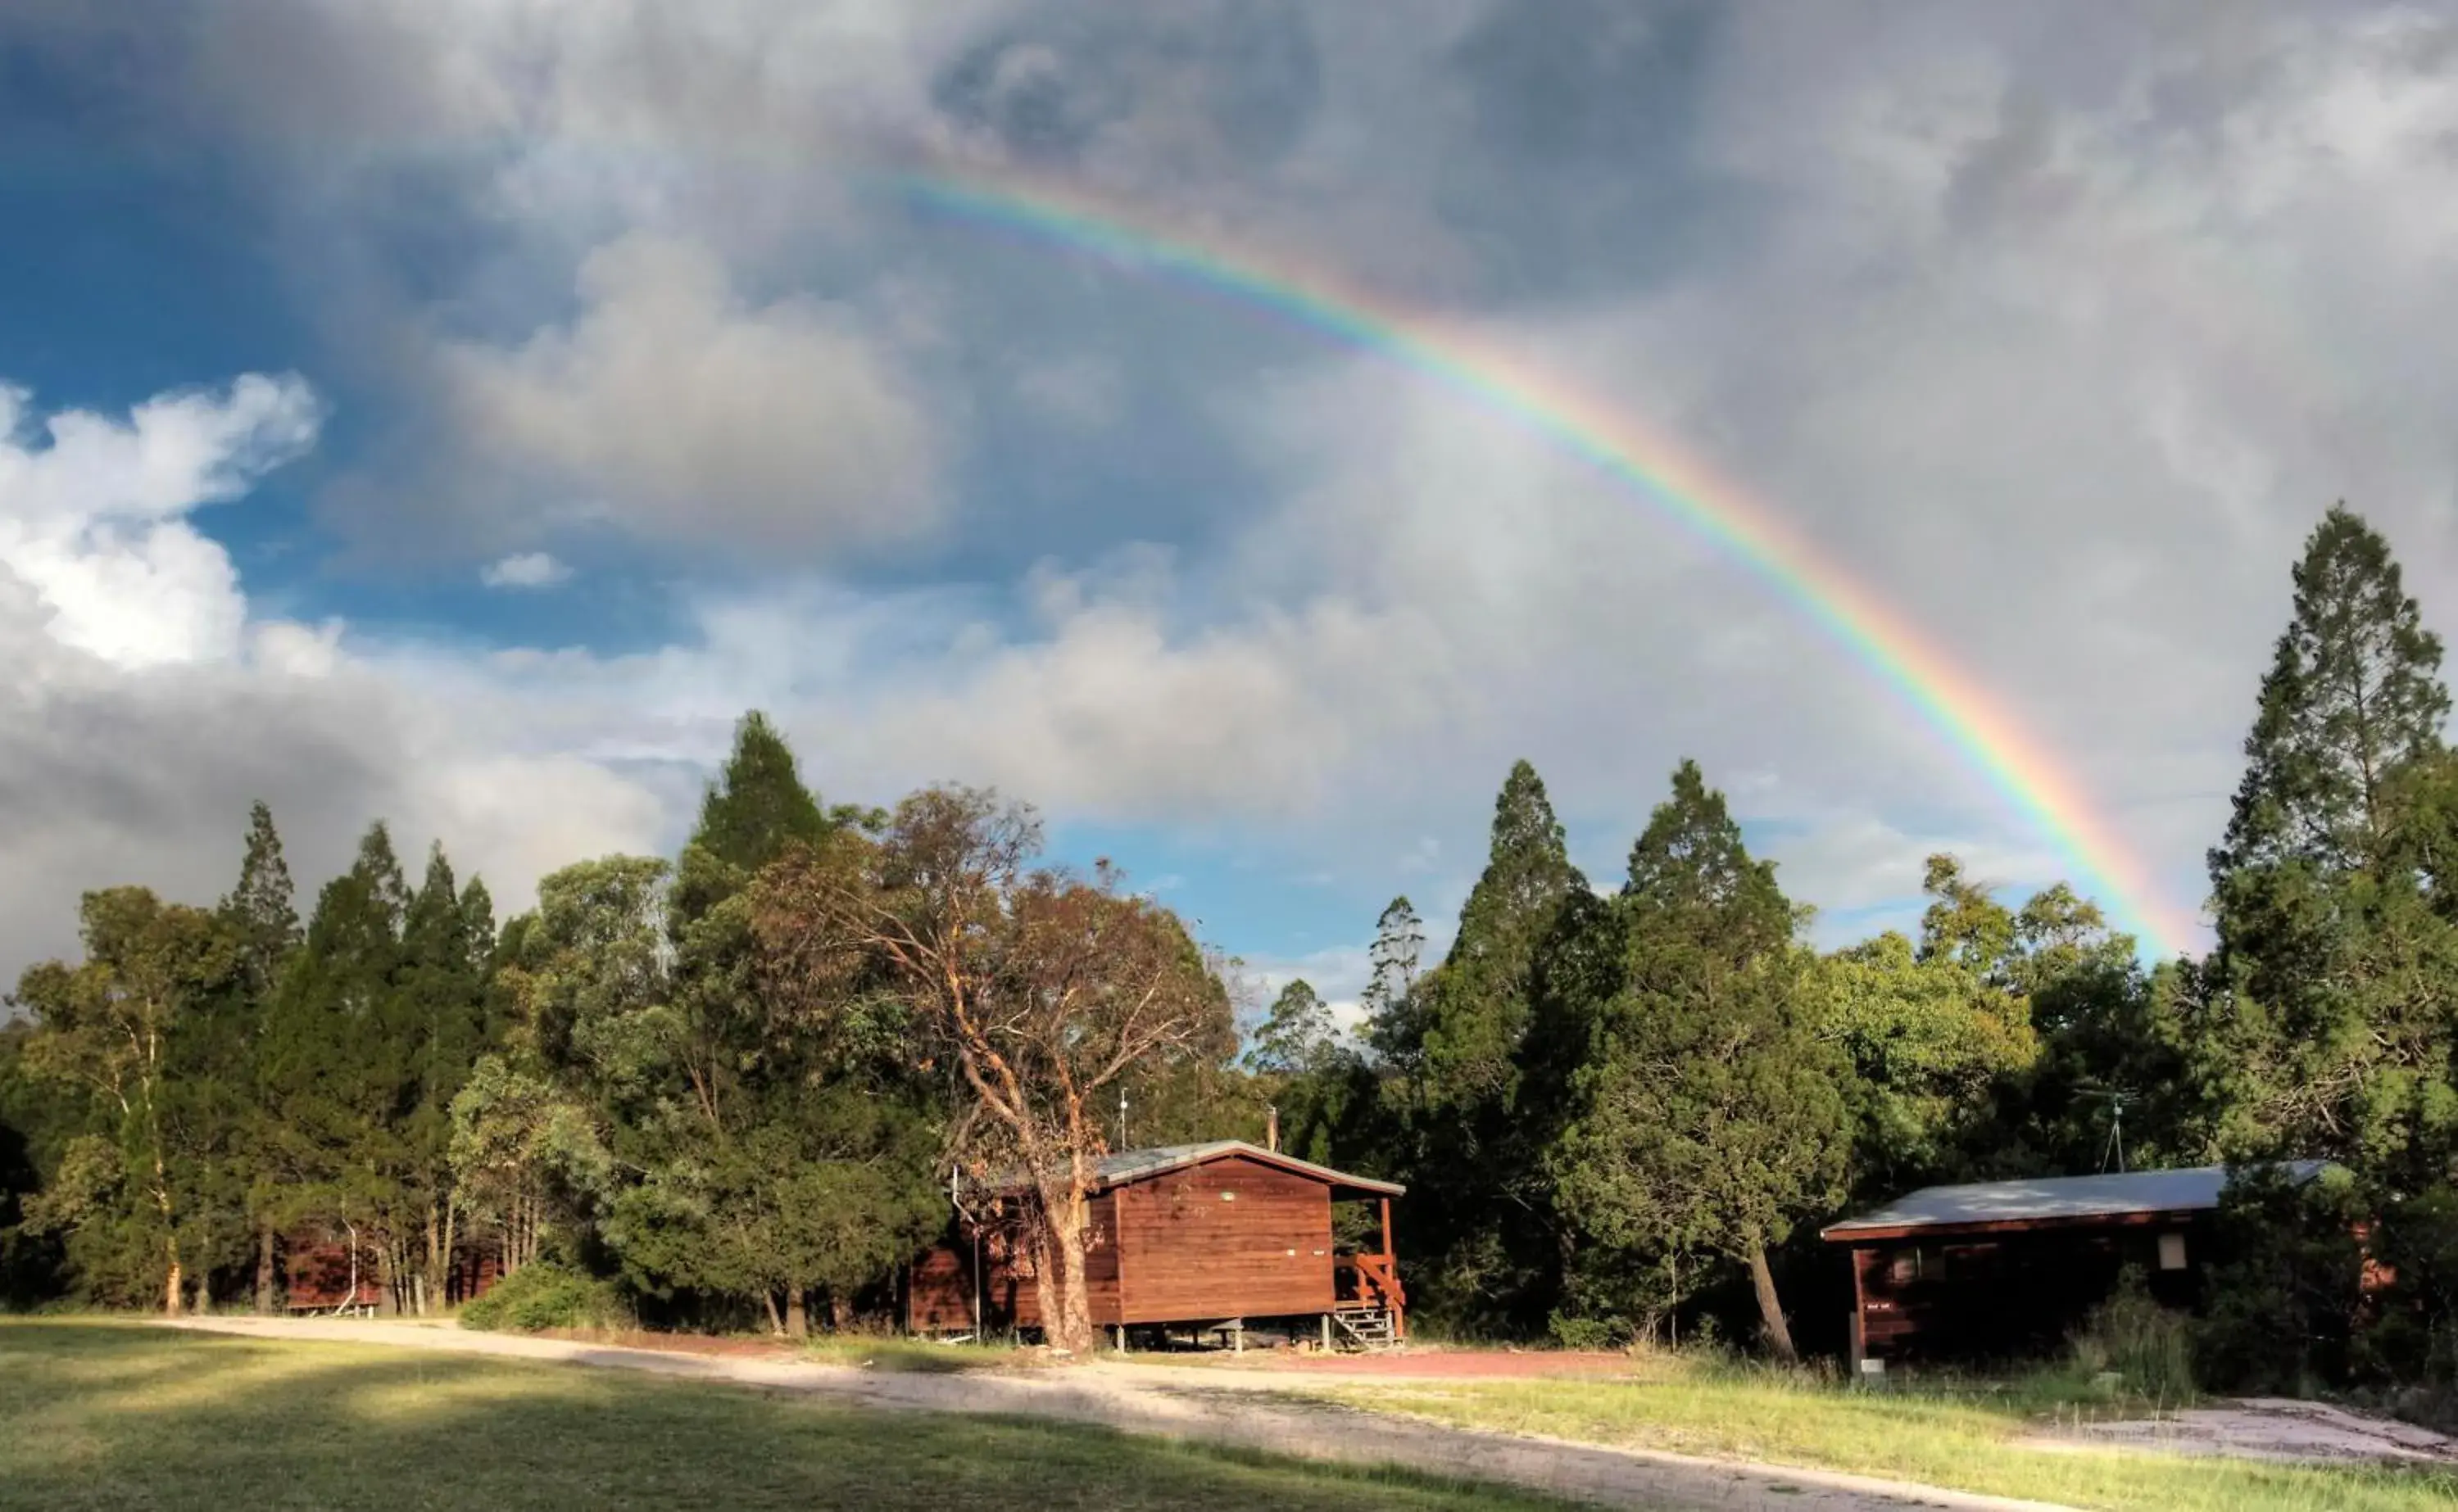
[1547,1311,1635,1351]
[2070,1266,2195,1402]
[2196,1165,2365,1395]
[458,1262,625,1333]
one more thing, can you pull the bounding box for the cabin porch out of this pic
[1330,1193,1406,1347]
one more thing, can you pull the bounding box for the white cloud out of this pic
[481,551,572,589]
[442,233,942,559]
[0,375,319,668]
[0,376,669,985]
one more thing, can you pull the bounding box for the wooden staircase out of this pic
[1331,1250,1406,1352]
[1331,1304,1399,1351]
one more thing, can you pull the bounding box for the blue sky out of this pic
[7,2,2458,1012]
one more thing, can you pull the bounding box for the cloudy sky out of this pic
[5,2,2456,1015]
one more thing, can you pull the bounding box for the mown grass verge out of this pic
[0,1319,1572,1511]
[1290,1356,2458,1512]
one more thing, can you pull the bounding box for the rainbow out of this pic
[890,170,2194,957]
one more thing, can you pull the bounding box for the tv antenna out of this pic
[2077,1085,2132,1174]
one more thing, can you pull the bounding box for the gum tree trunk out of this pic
[1748,1241,1797,1362]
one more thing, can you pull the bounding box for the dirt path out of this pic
[2024,1395,2458,1465]
[160,1317,2070,1512]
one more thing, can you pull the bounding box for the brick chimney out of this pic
[1266,1104,1279,1153]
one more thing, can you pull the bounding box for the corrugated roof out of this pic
[1821,1161,2327,1238]
[1094,1140,1406,1195]
[986,1140,1404,1197]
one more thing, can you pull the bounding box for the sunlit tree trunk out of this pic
[256,1225,278,1314]
[440,1203,458,1306]
[1034,1181,1096,1355]
[1747,1240,1796,1362]
[424,1201,443,1313]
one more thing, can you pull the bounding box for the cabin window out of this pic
[2157,1232,2188,1271]
[1886,1246,1944,1283]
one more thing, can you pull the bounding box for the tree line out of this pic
[7,503,2458,1383]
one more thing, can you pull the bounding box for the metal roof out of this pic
[1821,1161,2328,1239]
[1095,1140,1406,1195]
[986,1140,1404,1197]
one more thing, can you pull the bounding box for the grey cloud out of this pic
[0,612,669,990]
[936,2,1325,176]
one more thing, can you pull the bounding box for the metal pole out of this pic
[952,1164,983,1341]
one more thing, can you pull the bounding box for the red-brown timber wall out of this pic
[907,1157,1346,1332]
[907,1243,975,1332]
[906,1191,1121,1331]
[1113,1155,1333,1324]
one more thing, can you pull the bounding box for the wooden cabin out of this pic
[907,1140,1406,1349]
[281,1230,383,1315]
[281,1229,502,1315]
[1822,1162,2324,1369]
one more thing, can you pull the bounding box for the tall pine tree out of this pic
[392,844,494,1311]
[211,802,302,1312]
[219,802,300,999]
[2199,505,2458,1169]
[252,823,412,1306]
[1551,761,1845,1358]
[1415,762,1587,1114]
[2214,504,2449,882]
[1386,763,1589,1331]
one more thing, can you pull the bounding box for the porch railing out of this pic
[1335,1252,1407,1332]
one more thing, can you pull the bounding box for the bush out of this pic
[458,1262,625,1333]
[2196,1165,2365,1394]
[1547,1311,1635,1351]
[2354,1182,2458,1394]
[2070,1266,2195,1402]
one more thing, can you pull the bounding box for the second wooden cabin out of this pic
[908,1139,1407,1350]
[1821,1161,2329,1369]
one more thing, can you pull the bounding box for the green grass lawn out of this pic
[0,1320,1571,1512]
[1294,1360,2458,1512]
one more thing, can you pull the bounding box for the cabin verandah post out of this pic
[1379,1195,1404,1341]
